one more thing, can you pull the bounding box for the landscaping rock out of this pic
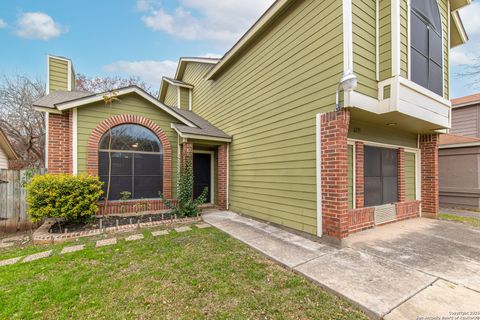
[96,238,117,247]
[1,236,24,243]
[0,257,22,267]
[196,223,211,229]
[174,226,192,233]
[23,250,53,263]
[0,242,14,248]
[60,245,85,254]
[125,234,144,242]
[152,230,169,237]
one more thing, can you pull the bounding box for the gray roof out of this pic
[171,108,231,140]
[33,90,93,109]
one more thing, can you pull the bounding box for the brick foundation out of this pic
[98,199,178,215]
[321,109,350,239]
[420,134,439,218]
[47,112,72,174]
[218,144,228,210]
[396,200,421,220]
[398,148,405,202]
[348,207,374,233]
[355,141,364,208]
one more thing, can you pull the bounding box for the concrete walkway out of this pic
[203,211,480,319]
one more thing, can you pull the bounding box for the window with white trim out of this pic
[364,146,398,207]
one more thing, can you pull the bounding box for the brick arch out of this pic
[87,114,172,199]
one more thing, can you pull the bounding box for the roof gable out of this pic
[0,129,19,160]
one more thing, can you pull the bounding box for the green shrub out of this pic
[25,174,104,223]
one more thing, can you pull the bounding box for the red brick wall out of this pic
[398,148,405,202]
[321,109,350,239]
[98,199,177,215]
[47,112,72,174]
[420,134,439,218]
[396,200,421,221]
[87,114,173,199]
[355,141,364,208]
[181,142,193,172]
[218,144,228,210]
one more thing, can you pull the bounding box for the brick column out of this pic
[180,142,193,173]
[47,111,72,174]
[218,144,228,210]
[397,148,405,203]
[420,134,439,218]
[355,141,364,208]
[321,109,350,239]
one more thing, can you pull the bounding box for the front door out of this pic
[193,153,212,203]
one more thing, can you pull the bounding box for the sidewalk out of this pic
[203,210,480,319]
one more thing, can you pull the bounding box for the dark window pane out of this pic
[111,152,133,176]
[100,176,133,201]
[134,176,162,199]
[365,177,382,207]
[382,177,398,204]
[411,13,429,55]
[364,146,381,177]
[429,33,442,65]
[381,149,398,177]
[134,153,162,176]
[429,63,443,96]
[99,124,162,152]
[412,0,442,32]
[411,49,429,88]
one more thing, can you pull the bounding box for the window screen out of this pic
[364,146,398,207]
[411,0,443,96]
[98,124,163,200]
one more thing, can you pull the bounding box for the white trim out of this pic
[164,77,194,89]
[451,10,468,45]
[72,108,77,175]
[439,142,480,149]
[45,112,49,169]
[34,106,63,114]
[171,124,233,143]
[347,138,419,153]
[315,113,322,237]
[376,0,380,81]
[348,140,356,209]
[407,0,412,79]
[391,0,401,76]
[189,89,192,111]
[206,0,290,79]
[343,0,354,72]
[177,86,181,109]
[55,87,197,128]
[193,150,215,204]
[67,60,72,91]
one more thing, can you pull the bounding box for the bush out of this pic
[25,174,104,223]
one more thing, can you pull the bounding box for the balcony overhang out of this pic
[345,76,451,131]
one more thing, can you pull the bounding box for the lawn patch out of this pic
[439,213,480,228]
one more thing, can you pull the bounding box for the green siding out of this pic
[182,0,344,235]
[353,0,377,98]
[405,151,416,201]
[164,85,177,107]
[400,0,408,78]
[180,87,190,110]
[348,144,354,209]
[48,57,69,92]
[76,93,179,197]
[349,119,418,148]
[439,0,449,99]
[379,0,391,81]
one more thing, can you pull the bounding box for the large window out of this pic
[410,0,443,96]
[364,146,398,207]
[98,124,163,200]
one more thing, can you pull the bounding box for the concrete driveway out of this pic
[203,211,480,319]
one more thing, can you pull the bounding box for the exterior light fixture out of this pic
[335,69,358,111]
[132,143,139,148]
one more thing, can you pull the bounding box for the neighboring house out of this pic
[439,94,480,208]
[0,128,19,170]
[34,0,470,241]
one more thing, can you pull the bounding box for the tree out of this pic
[75,73,158,97]
[0,75,45,167]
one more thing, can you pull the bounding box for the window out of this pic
[364,146,398,207]
[410,0,443,96]
[98,124,163,200]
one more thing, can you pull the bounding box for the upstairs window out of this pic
[410,0,443,96]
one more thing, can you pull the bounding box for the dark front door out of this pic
[193,153,211,202]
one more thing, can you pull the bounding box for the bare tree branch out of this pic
[75,73,158,97]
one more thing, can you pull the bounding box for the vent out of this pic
[374,204,396,225]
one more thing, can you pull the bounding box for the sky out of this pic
[0,0,478,98]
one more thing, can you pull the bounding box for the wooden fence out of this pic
[0,169,44,233]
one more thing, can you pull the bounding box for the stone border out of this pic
[33,216,202,244]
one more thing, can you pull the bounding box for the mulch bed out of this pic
[50,212,175,234]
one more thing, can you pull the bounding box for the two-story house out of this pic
[35,0,470,242]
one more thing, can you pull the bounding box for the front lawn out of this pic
[0,227,367,319]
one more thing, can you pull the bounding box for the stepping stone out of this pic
[2,236,23,243]
[96,238,117,248]
[196,223,211,229]
[175,226,192,233]
[23,250,52,263]
[60,245,85,254]
[0,242,14,248]
[125,234,144,242]
[0,257,21,267]
[152,230,169,237]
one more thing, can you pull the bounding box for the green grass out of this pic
[439,213,480,228]
[0,227,367,320]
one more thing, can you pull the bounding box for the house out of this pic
[34,0,470,241]
[0,128,19,170]
[439,94,480,208]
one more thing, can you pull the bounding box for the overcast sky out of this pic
[0,0,477,98]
